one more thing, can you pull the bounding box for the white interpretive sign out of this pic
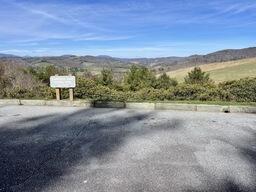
[50,76,76,88]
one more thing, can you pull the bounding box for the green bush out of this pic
[97,69,113,87]
[74,77,127,101]
[3,85,55,99]
[74,77,97,99]
[184,67,213,85]
[219,78,256,102]
[128,88,164,101]
[172,84,207,100]
[197,87,221,101]
[27,65,67,85]
[91,85,127,101]
[124,65,156,91]
[155,73,178,89]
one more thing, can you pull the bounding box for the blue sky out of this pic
[0,0,256,58]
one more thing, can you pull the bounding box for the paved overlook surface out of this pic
[0,106,256,192]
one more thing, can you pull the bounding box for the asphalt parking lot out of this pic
[0,106,255,192]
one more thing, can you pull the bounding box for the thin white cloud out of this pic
[222,2,256,14]
[18,4,67,24]
[0,0,136,43]
[0,0,255,57]
[3,0,108,31]
[2,34,133,44]
[73,35,133,41]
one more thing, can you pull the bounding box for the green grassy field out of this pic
[165,58,256,82]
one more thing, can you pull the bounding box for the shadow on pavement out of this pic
[0,107,255,192]
[0,108,181,191]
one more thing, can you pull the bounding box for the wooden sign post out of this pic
[56,88,61,100]
[68,74,74,101]
[69,88,74,101]
[55,74,61,100]
[50,75,76,101]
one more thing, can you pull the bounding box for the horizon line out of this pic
[1,46,256,59]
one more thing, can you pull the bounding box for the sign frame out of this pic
[50,75,76,88]
[50,75,76,101]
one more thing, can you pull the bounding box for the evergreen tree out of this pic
[124,65,156,91]
[37,65,58,85]
[155,73,178,89]
[99,69,113,86]
[184,67,212,84]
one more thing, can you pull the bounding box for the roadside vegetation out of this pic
[1,61,256,103]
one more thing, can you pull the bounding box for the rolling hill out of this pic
[164,57,256,82]
[0,47,256,80]
[126,47,256,72]
[0,47,256,70]
[0,54,133,69]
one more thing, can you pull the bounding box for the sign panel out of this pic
[50,76,76,88]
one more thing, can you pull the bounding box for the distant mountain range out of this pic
[0,53,18,58]
[0,47,256,72]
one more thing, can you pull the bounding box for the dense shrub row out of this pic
[1,64,256,103]
[1,85,55,99]
[219,78,256,102]
[73,78,256,102]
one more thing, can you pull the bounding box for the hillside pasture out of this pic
[164,58,256,82]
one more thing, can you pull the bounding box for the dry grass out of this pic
[164,57,256,82]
